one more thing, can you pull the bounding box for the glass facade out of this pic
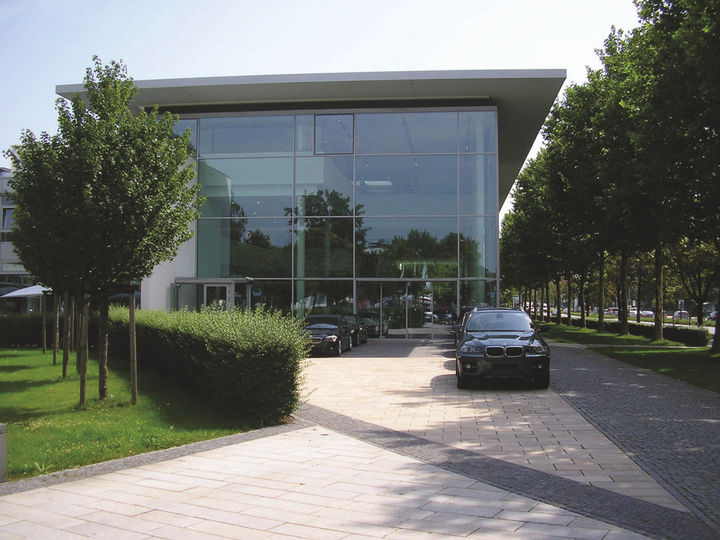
[186,109,499,335]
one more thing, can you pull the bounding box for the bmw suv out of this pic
[455,308,550,389]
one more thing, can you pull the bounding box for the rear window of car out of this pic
[465,312,533,332]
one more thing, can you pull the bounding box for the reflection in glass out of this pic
[356,155,457,216]
[295,157,353,215]
[251,280,292,313]
[199,116,293,157]
[357,217,457,278]
[315,115,353,154]
[173,118,197,157]
[356,112,457,154]
[295,115,314,155]
[460,279,497,307]
[197,218,291,278]
[460,154,498,215]
[460,217,498,278]
[459,111,497,154]
[295,217,353,278]
[198,158,292,217]
[1,208,14,229]
[294,280,353,318]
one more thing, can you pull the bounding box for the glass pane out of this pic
[295,115,314,155]
[357,217,458,278]
[459,154,498,215]
[460,217,498,278]
[2,208,14,229]
[356,155,457,216]
[294,217,353,278]
[460,111,497,154]
[199,116,293,157]
[250,280,292,313]
[205,286,228,309]
[460,280,497,308]
[197,218,292,278]
[294,280,353,318]
[315,114,353,154]
[173,118,197,158]
[356,112,457,154]
[295,157,353,216]
[198,158,292,217]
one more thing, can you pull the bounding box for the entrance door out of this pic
[204,284,229,309]
[356,281,456,339]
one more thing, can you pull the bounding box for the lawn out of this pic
[0,348,254,480]
[541,323,720,393]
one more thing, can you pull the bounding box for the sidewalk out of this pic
[0,339,717,539]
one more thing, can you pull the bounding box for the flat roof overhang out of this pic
[57,69,566,204]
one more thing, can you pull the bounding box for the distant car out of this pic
[710,311,718,321]
[673,310,690,320]
[455,308,550,390]
[640,310,654,318]
[304,314,352,356]
[358,311,389,337]
[604,307,619,316]
[344,314,368,346]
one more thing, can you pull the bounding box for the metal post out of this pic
[0,423,7,482]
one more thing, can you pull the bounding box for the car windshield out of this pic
[305,316,339,326]
[465,312,533,332]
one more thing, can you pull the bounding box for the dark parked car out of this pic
[304,314,352,356]
[344,314,368,346]
[455,308,550,389]
[358,311,389,337]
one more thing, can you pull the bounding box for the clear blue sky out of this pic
[1,0,641,201]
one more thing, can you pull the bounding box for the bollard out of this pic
[0,424,6,482]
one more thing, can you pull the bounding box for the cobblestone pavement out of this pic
[549,343,720,531]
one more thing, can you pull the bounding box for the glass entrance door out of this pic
[357,281,456,339]
[204,285,229,309]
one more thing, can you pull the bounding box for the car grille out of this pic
[311,337,323,345]
[484,346,524,358]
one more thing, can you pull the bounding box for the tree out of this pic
[6,57,201,406]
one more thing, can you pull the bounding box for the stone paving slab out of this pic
[0,427,652,540]
[301,340,685,511]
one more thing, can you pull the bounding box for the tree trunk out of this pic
[41,293,47,354]
[533,288,538,319]
[78,294,90,408]
[636,272,642,324]
[619,252,629,335]
[129,291,138,405]
[545,283,551,321]
[711,288,720,353]
[63,292,70,378]
[579,278,587,328]
[53,295,60,366]
[98,296,109,400]
[566,275,572,327]
[653,247,664,341]
[597,251,606,332]
[555,279,562,324]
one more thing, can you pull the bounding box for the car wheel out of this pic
[347,336,352,352]
[457,374,469,389]
[352,333,358,347]
[533,371,550,389]
[334,340,342,356]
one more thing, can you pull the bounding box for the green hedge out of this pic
[554,316,710,347]
[0,312,47,347]
[107,307,309,422]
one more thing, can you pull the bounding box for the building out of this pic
[57,70,565,338]
[0,167,33,310]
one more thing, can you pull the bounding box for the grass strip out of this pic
[540,323,719,393]
[0,348,254,480]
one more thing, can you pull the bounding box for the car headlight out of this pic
[525,342,547,354]
[324,335,338,342]
[460,344,483,353]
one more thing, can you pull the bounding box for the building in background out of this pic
[57,70,564,338]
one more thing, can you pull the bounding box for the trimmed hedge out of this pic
[552,316,710,347]
[0,312,48,347]
[107,307,309,422]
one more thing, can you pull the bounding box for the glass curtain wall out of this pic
[187,109,499,332]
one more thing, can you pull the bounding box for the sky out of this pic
[0,0,642,211]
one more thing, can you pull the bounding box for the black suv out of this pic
[455,308,550,389]
[304,314,352,356]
